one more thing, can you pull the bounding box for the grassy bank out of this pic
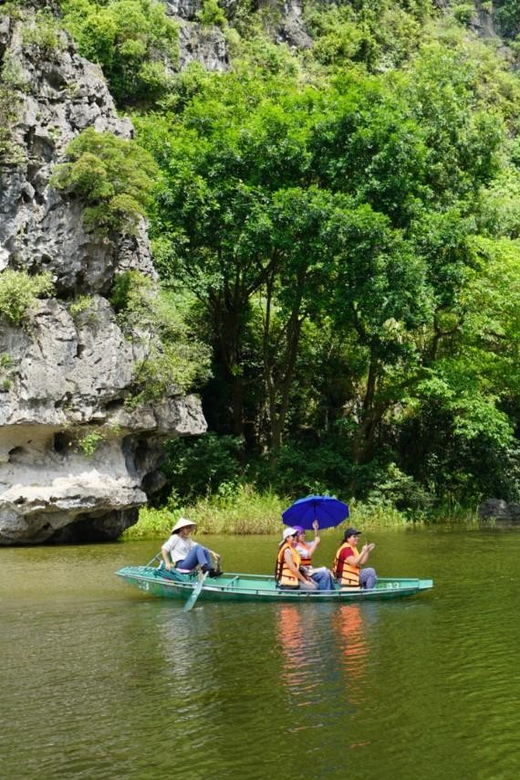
[120,485,481,540]
[121,485,288,540]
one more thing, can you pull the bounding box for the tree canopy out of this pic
[24,0,520,510]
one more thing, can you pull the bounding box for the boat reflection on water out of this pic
[277,605,317,695]
[276,602,374,723]
[277,604,335,716]
[336,604,370,705]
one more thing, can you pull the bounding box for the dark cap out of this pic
[344,527,362,539]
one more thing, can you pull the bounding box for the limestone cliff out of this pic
[0,8,206,544]
[164,0,311,72]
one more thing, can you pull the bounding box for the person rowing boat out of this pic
[161,517,221,577]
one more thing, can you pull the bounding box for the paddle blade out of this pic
[183,571,209,612]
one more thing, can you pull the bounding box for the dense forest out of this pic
[5,0,520,523]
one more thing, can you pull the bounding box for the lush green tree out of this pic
[136,76,321,443]
[130,9,520,504]
[59,0,179,106]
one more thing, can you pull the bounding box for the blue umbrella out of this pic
[282,495,349,530]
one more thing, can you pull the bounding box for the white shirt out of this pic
[161,533,195,564]
[295,541,313,562]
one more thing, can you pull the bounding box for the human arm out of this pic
[284,549,316,586]
[305,520,321,556]
[345,543,376,567]
[161,535,180,570]
[208,549,221,565]
[161,546,172,570]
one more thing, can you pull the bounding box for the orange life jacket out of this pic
[333,543,360,588]
[276,543,301,588]
[295,540,312,567]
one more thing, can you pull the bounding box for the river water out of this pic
[1,527,520,780]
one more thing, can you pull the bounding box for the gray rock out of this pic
[0,18,156,292]
[507,502,520,521]
[478,498,509,519]
[0,9,206,544]
[178,21,229,71]
[478,498,520,522]
[275,0,313,50]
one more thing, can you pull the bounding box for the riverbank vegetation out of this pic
[28,0,520,528]
[122,485,481,539]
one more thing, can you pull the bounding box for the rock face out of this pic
[0,10,206,544]
[164,0,230,72]
[478,499,520,523]
[164,0,312,73]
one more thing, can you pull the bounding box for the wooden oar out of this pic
[183,571,209,612]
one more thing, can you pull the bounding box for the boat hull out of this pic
[116,567,433,603]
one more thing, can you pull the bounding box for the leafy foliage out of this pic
[14,0,520,514]
[20,8,65,54]
[75,429,106,457]
[129,13,520,510]
[0,270,54,325]
[197,0,226,28]
[161,433,244,502]
[59,0,179,106]
[51,127,159,236]
[111,271,211,400]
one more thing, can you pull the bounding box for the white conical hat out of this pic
[171,517,197,533]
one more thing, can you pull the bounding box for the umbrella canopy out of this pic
[282,495,349,530]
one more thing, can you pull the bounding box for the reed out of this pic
[121,485,288,540]
[121,487,484,540]
[347,500,409,529]
[422,501,481,527]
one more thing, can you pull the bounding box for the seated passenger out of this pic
[293,522,336,591]
[161,517,221,577]
[333,527,377,590]
[276,527,317,590]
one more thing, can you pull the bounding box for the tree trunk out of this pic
[212,288,246,439]
[263,265,306,449]
[231,372,244,438]
[354,354,379,465]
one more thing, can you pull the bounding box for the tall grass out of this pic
[121,484,288,540]
[121,485,485,541]
[423,501,482,527]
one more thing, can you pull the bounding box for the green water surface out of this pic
[1,528,519,780]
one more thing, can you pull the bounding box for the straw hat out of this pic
[171,517,197,533]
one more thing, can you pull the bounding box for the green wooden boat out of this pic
[116,565,433,603]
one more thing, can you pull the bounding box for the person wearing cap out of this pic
[275,527,317,590]
[293,521,335,591]
[332,527,377,590]
[161,517,221,577]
